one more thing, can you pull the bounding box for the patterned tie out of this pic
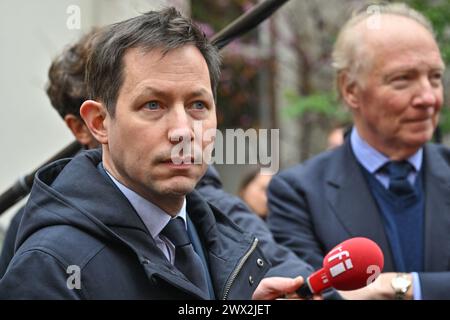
[383,161,415,196]
[161,217,208,294]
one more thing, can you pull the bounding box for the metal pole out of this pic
[0,141,82,214]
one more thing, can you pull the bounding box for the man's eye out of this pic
[393,75,410,82]
[145,101,161,110]
[431,73,442,81]
[192,101,206,110]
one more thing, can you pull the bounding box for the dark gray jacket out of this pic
[0,150,270,299]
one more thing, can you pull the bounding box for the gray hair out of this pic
[332,2,435,89]
[86,7,221,116]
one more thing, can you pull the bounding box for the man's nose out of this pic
[412,78,439,107]
[168,108,194,144]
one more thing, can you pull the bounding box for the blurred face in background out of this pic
[240,173,272,220]
[327,127,345,150]
[63,114,100,149]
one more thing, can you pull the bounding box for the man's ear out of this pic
[338,71,361,111]
[79,100,109,144]
[64,114,97,147]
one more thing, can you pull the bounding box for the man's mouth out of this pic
[407,118,432,124]
[162,156,195,165]
[404,114,433,123]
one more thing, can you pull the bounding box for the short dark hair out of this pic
[46,29,98,119]
[86,7,221,116]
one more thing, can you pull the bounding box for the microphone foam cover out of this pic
[322,237,384,291]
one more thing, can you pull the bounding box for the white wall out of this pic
[0,0,176,235]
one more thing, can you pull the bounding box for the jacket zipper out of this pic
[222,237,259,300]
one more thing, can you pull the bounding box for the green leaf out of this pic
[282,91,350,122]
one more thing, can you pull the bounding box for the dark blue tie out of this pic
[383,161,414,196]
[161,217,208,294]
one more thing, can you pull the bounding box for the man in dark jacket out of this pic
[1,149,271,299]
[0,8,307,299]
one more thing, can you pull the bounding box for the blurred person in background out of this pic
[238,169,272,220]
[0,29,100,278]
[326,126,345,150]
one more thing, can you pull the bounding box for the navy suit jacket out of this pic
[267,139,450,299]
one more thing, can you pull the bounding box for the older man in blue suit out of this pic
[267,3,450,300]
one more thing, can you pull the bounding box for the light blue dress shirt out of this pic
[350,128,422,300]
[104,168,186,265]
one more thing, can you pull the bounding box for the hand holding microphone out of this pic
[297,237,384,298]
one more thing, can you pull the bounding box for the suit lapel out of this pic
[423,144,450,271]
[325,140,395,271]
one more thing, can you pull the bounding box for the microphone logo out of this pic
[326,246,354,278]
[366,265,381,286]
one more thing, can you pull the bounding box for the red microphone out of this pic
[297,237,384,298]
